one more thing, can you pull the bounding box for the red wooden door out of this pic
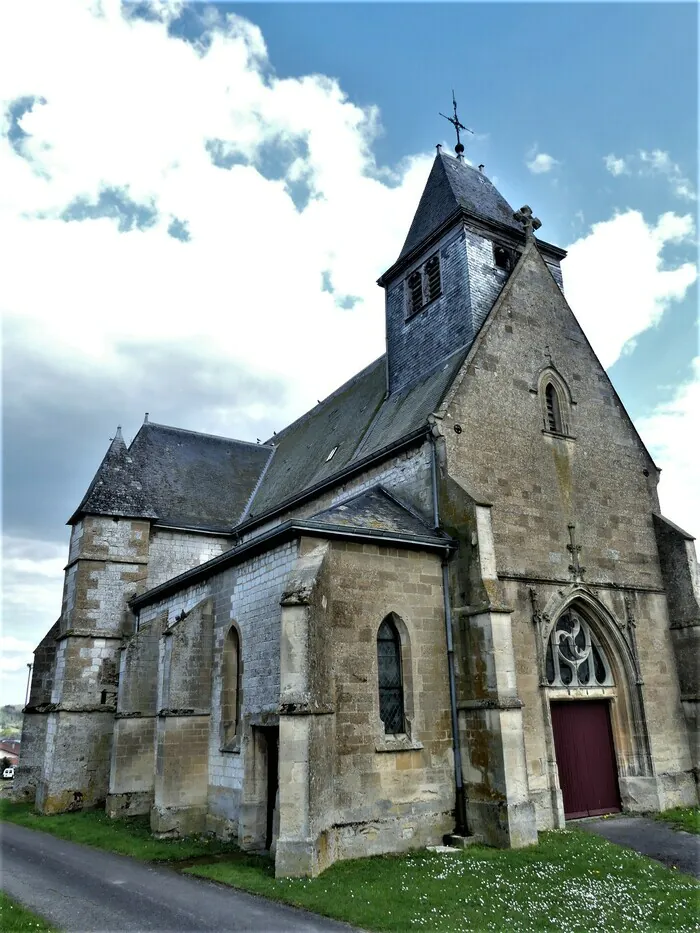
[550,700,620,819]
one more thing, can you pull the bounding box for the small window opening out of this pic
[425,255,441,302]
[326,446,338,462]
[494,244,512,271]
[407,271,423,315]
[545,383,562,433]
[222,627,242,748]
[377,616,405,734]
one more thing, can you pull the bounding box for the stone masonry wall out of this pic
[14,621,60,802]
[147,529,230,590]
[123,541,298,839]
[107,615,164,817]
[324,541,455,863]
[440,244,696,817]
[442,245,663,589]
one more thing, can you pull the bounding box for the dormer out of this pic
[378,152,567,394]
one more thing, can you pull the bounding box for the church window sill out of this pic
[220,735,241,754]
[542,429,576,441]
[375,734,423,753]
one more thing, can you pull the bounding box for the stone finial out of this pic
[513,205,542,239]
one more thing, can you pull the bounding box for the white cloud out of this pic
[639,149,697,201]
[0,2,432,424]
[603,154,629,176]
[604,148,696,201]
[526,151,559,174]
[1,537,65,703]
[1,636,38,655]
[635,359,700,536]
[564,210,697,368]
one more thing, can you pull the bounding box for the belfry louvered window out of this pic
[408,271,423,315]
[425,255,441,302]
[377,615,404,734]
[545,383,562,433]
[406,252,441,317]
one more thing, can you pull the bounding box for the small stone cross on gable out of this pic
[513,205,542,239]
[567,523,585,581]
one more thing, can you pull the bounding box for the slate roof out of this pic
[398,152,520,261]
[70,428,157,523]
[73,156,520,535]
[246,347,467,521]
[308,486,441,539]
[71,422,273,532]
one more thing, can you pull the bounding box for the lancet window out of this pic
[377,615,405,734]
[545,609,613,688]
[221,625,242,748]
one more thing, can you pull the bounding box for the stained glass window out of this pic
[377,616,404,734]
[546,610,613,688]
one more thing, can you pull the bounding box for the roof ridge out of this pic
[236,445,277,525]
[137,421,274,449]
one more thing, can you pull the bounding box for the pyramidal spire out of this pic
[68,425,156,524]
[398,151,522,261]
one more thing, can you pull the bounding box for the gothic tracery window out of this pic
[377,615,405,734]
[221,626,242,748]
[545,609,613,688]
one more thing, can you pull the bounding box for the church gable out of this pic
[441,242,662,586]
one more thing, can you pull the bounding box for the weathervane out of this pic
[439,91,473,161]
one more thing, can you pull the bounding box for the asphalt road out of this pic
[1,822,360,932]
[577,815,700,879]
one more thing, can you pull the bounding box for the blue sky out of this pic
[1,1,697,702]
[230,1,698,413]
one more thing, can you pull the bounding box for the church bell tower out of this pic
[378,106,566,396]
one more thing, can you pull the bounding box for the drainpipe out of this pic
[430,432,469,836]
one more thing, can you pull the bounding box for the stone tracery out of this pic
[545,609,613,688]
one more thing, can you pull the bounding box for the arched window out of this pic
[545,609,613,688]
[545,382,562,433]
[221,626,242,748]
[377,615,404,734]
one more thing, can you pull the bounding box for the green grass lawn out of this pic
[0,893,56,932]
[2,800,698,932]
[0,800,238,862]
[187,830,699,933]
[655,807,700,835]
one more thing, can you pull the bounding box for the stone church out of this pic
[17,146,699,877]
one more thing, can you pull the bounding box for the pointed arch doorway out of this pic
[545,606,622,819]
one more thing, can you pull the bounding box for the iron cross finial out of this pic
[439,91,473,161]
[513,205,542,239]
